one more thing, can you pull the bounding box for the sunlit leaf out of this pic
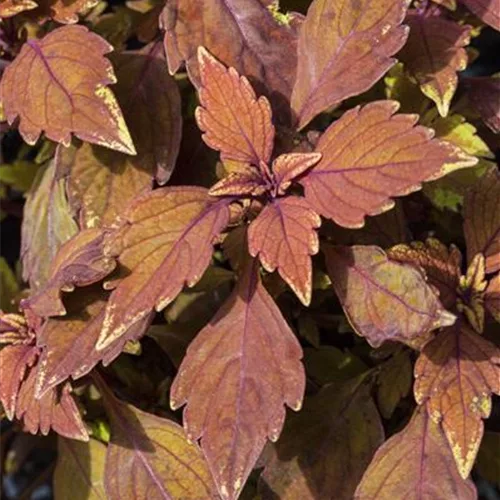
[355,408,477,499]
[248,196,321,305]
[414,321,500,478]
[171,258,305,500]
[97,187,231,350]
[95,375,218,499]
[463,168,500,274]
[54,438,106,500]
[161,0,301,116]
[388,238,462,309]
[376,350,412,419]
[464,76,500,133]
[0,26,135,154]
[398,12,470,117]
[209,170,268,197]
[461,0,500,30]
[24,229,116,317]
[21,155,79,290]
[195,47,275,166]
[300,101,477,228]
[324,245,456,348]
[35,285,152,398]
[35,0,98,24]
[260,378,383,500]
[0,0,36,17]
[291,0,409,129]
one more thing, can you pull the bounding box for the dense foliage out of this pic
[0,0,499,498]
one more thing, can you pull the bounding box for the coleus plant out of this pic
[0,0,499,498]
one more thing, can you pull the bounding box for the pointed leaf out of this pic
[464,76,500,133]
[388,238,462,309]
[111,45,182,184]
[161,0,301,114]
[260,379,384,500]
[21,156,79,290]
[54,438,106,500]
[15,366,88,440]
[94,376,217,499]
[64,142,153,229]
[248,196,321,305]
[23,228,116,317]
[301,101,477,228]
[171,258,305,500]
[485,272,500,322]
[195,47,275,166]
[209,170,268,197]
[271,152,321,195]
[35,286,152,398]
[355,408,477,499]
[463,169,500,274]
[0,26,135,154]
[461,0,500,30]
[398,13,470,117]
[97,187,231,350]
[414,322,500,478]
[291,0,409,129]
[324,245,456,348]
[0,343,37,419]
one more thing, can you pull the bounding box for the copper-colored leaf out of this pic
[16,367,88,441]
[461,0,500,30]
[324,245,456,348]
[35,286,152,398]
[171,258,305,500]
[112,45,182,184]
[21,156,79,290]
[64,142,153,229]
[94,375,217,499]
[195,47,275,166]
[464,76,500,133]
[291,0,409,129]
[209,170,268,197]
[463,169,500,274]
[35,0,98,24]
[414,321,500,478]
[301,101,477,228]
[248,196,321,305]
[97,187,231,350]
[54,438,106,500]
[0,344,37,419]
[355,408,477,499]
[388,238,462,309]
[24,229,116,318]
[485,272,500,322]
[161,0,300,115]
[0,0,36,17]
[398,12,470,117]
[271,152,322,195]
[0,26,135,154]
[260,378,383,500]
